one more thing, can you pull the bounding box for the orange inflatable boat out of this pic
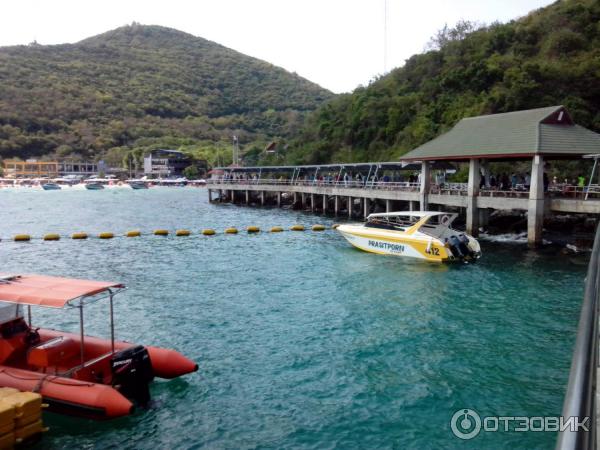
[0,273,198,420]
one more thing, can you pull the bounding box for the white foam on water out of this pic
[480,232,528,243]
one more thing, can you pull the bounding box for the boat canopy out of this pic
[0,274,124,309]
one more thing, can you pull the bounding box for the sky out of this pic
[0,0,553,94]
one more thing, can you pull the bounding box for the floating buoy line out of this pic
[0,225,339,242]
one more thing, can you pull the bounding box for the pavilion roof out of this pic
[401,106,600,161]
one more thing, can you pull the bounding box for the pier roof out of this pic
[214,161,454,173]
[401,106,600,161]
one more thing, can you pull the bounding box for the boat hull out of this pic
[337,225,451,262]
[38,329,198,379]
[0,366,133,419]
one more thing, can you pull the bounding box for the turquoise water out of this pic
[0,188,587,449]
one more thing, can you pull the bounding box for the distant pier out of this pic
[208,106,600,247]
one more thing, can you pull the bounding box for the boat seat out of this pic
[27,336,79,369]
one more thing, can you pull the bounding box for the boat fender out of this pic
[441,215,450,226]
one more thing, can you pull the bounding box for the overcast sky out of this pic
[1,0,552,93]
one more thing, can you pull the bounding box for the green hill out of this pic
[0,24,332,166]
[282,0,600,165]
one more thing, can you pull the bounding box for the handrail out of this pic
[556,225,600,449]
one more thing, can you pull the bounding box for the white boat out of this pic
[336,211,481,262]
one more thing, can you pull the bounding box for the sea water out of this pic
[0,188,587,449]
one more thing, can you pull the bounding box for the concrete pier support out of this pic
[322,195,327,214]
[301,193,306,209]
[409,201,418,211]
[466,158,481,236]
[310,194,315,212]
[348,196,353,218]
[245,190,249,205]
[208,189,213,202]
[293,192,298,208]
[277,192,282,207]
[260,191,265,206]
[364,198,370,218]
[420,162,430,211]
[386,199,392,213]
[479,208,490,228]
[230,190,235,203]
[528,155,545,247]
[334,196,340,215]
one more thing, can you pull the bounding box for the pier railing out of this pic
[207,178,600,200]
[556,225,600,449]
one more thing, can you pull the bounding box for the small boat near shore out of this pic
[0,273,198,420]
[41,183,61,190]
[85,182,104,190]
[128,181,148,189]
[336,211,481,262]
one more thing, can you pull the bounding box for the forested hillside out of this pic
[0,24,332,167]
[282,0,600,165]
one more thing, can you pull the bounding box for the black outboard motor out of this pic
[111,345,154,407]
[457,234,473,259]
[447,235,464,259]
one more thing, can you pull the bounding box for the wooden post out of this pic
[386,199,391,213]
[364,198,370,218]
[245,190,249,204]
[334,196,339,216]
[322,195,327,213]
[310,193,315,212]
[260,191,265,206]
[277,191,282,207]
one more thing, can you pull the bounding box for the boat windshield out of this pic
[418,214,456,240]
[365,214,421,232]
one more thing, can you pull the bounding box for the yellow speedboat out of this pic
[336,211,481,262]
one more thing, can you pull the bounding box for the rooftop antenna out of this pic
[232,135,239,165]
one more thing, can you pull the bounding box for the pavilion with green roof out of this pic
[401,105,600,246]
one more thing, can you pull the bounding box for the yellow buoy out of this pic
[154,229,169,236]
[290,225,305,231]
[247,226,260,233]
[331,224,340,229]
[176,229,191,236]
[71,232,88,240]
[14,234,31,242]
[270,226,284,232]
[43,233,60,241]
[225,227,238,234]
[98,232,114,239]
[125,230,141,237]
[202,229,216,236]
[312,224,326,231]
